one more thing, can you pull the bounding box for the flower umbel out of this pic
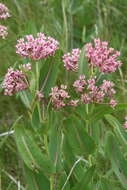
[62,48,81,72]
[0,25,8,39]
[0,3,10,19]
[50,85,70,109]
[2,67,28,96]
[85,38,122,73]
[73,75,117,107]
[16,33,59,60]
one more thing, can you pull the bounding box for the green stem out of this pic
[36,62,39,90]
[50,175,54,190]
[62,0,68,51]
[44,135,49,155]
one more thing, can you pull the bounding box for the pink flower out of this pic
[49,85,70,109]
[73,75,86,92]
[85,38,122,73]
[0,3,10,19]
[109,99,117,108]
[19,63,32,71]
[73,75,117,107]
[16,33,59,60]
[62,48,81,71]
[81,93,91,104]
[2,67,28,96]
[68,100,79,107]
[36,90,44,101]
[0,25,8,39]
[101,80,116,97]
[87,77,97,91]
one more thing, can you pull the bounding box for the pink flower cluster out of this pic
[62,48,81,71]
[85,39,122,73]
[19,63,32,71]
[0,25,8,39]
[0,3,10,19]
[2,67,28,96]
[16,33,59,60]
[36,90,44,101]
[50,85,79,109]
[73,75,117,108]
[50,85,70,109]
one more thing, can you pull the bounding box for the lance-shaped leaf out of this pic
[14,125,54,175]
[105,132,127,189]
[105,114,127,151]
[91,104,127,122]
[48,111,63,172]
[78,46,89,77]
[64,116,96,156]
[72,166,95,190]
[63,137,86,181]
[24,164,50,190]
[39,50,62,97]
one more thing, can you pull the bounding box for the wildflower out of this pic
[81,93,91,104]
[0,3,10,19]
[101,80,116,97]
[62,48,81,71]
[36,90,44,101]
[49,85,70,109]
[73,75,117,107]
[73,75,86,92]
[0,25,8,39]
[19,63,32,71]
[2,67,28,96]
[68,99,79,107]
[16,33,59,60]
[87,77,97,91]
[109,99,117,108]
[85,38,122,73]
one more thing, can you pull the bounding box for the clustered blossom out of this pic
[16,33,59,60]
[73,75,117,108]
[49,85,70,109]
[0,3,10,19]
[19,63,32,71]
[123,116,127,129]
[85,38,122,73]
[2,67,28,96]
[0,25,8,39]
[36,90,44,101]
[62,48,81,71]
[73,75,86,92]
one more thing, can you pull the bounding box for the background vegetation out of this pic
[1,0,127,189]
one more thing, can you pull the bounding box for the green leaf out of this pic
[18,90,32,109]
[63,137,86,181]
[31,105,42,130]
[105,132,127,189]
[72,166,95,190]
[24,165,50,190]
[64,116,96,156]
[48,112,63,172]
[78,46,89,77]
[91,104,127,122]
[14,125,54,175]
[100,178,122,190]
[39,50,62,97]
[105,114,127,150]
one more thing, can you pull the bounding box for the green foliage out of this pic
[1,0,127,189]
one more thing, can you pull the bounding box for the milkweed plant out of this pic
[1,2,127,190]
